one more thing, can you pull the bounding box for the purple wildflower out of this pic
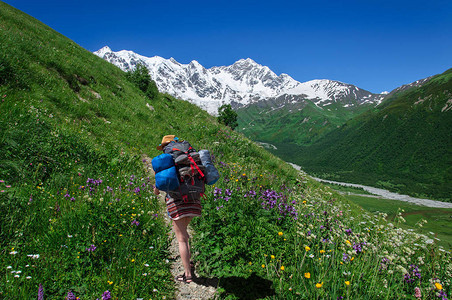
[131,219,140,226]
[86,244,97,252]
[38,284,44,300]
[439,290,448,300]
[345,228,352,235]
[65,290,76,300]
[102,290,112,300]
[353,242,365,254]
[342,253,349,261]
[405,265,421,284]
[214,187,222,197]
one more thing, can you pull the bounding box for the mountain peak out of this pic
[95,46,112,56]
[235,58,258,66]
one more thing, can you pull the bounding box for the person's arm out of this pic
[153,186,160,195]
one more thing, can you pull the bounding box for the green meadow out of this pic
[0,2,451,299]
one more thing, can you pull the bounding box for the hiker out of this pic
[153,135,204,284]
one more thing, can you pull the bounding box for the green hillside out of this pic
[277,69,452,201]
[236,95,375,146]
[1,2,451,299]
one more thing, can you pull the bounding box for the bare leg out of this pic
[172,216,193,280]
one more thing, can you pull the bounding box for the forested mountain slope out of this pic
[277,68,452,201]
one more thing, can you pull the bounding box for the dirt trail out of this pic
[142,155,218,300]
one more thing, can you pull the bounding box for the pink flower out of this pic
[414,287,421,298]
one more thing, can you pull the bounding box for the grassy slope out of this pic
[0,2,296,298]
[274,70,452,201]
[1,2,451,299]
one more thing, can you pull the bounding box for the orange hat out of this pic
[156,135,176,151]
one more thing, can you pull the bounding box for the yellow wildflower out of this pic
[280,266,285,271]
[262,264,265,268]
[346,240,351,246]
[320,250,325,254]
[108,280,113,285]
[345,281,350,286]
[304,272,311,279]
[271,255,275,259]
[305,246,311,251]
[350,257,355,261]
[278,232,283,236]
[435,283,443,290]
[316,282,323,288]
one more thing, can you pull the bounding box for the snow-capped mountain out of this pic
[94,46,385,114]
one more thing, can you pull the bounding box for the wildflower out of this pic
[262,264,265,268]
[345,281,350,286]
[435,283,443,290]
[414,287,421,298]
[86,244,97,252]
[102,290,111,300]
[345,240,351,246]
[304,272,311,279]
[107,280,113,285]
[9,251,18,255]
[66,290,76,300]
[38,284,44,300]
[278,232,283,236]
[305,246,311,251]
[320,250,325,254]
[316,282,323,288]
[271,255,275,259]
[281,266,285,271]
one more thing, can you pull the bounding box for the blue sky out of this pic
[4,0,452,93]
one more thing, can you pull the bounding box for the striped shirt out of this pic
[166,194,202,220]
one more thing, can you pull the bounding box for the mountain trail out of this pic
[142,155,218,300]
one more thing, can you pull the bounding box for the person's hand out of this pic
[153,186,160,195]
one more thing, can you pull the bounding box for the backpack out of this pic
[163,140,206,201]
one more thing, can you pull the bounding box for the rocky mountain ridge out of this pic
[94,46,386,114]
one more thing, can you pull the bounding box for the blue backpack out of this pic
[152,153,180,192]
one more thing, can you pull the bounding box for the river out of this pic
[288,163,452,209]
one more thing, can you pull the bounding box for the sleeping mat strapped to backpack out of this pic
[152,153,180,192]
